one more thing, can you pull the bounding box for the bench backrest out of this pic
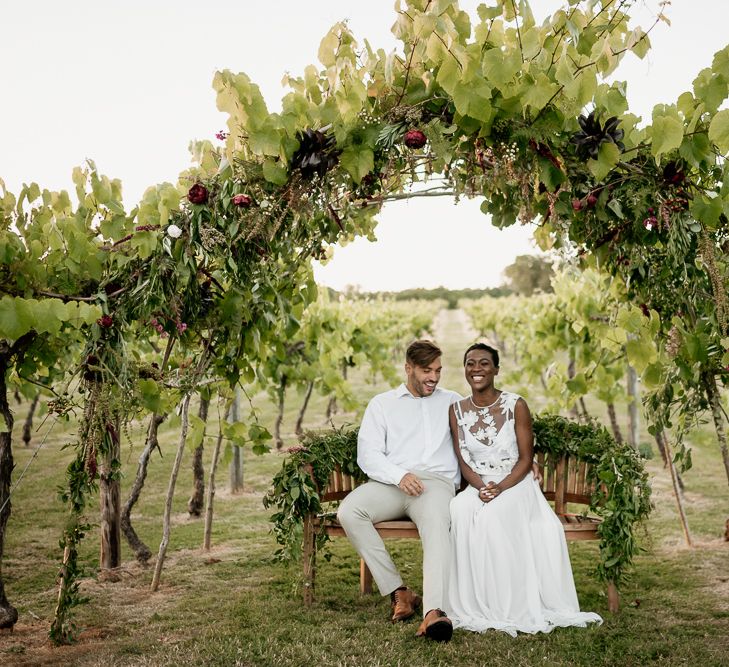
[536,451,595,513]
[317,453,596,512]
[318,468,363,502]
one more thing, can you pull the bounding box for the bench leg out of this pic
[607,580,619,613]
[303,515,316,605]
[359,558,373,595]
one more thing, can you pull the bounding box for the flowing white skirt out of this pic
[445,474,602,636]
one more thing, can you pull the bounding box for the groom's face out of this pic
[405,356,442,397]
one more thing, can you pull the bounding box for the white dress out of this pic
[445,392,602,636]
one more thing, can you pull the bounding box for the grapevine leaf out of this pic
[188,414,206,448]
[708,109,729,154]
[588,141,620,181]
[690,193,722,230]
[339,147,374,184]
[138,379,162,412]
[318,28,340,68]
[435,54,461,96]
[263,160,289,185]
[223,420,248,446]
[692,67,728,114]
[0,296,34,340]
[625,337,657,374]
[650,113,683,159]
[521,73,559,112]
[642,362,663,389]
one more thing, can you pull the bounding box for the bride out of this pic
[445,343,602,636]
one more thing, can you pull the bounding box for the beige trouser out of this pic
[337,472,455,615]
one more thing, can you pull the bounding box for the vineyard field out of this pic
[2,308,727,666]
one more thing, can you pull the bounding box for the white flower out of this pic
[260,199,271,210]
[167,224,182,238]
[460,411,478,428]
[474,425,498,444]
[500,392,519,415]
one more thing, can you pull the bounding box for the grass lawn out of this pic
[1,309,728,666]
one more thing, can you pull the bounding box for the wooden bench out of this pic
[301,451,619,612]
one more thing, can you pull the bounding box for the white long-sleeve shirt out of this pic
[357,384,462,487]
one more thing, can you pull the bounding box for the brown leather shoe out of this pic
[390,587,422,622]
[416,609,453,642]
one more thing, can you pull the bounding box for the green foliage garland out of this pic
[263,426,364,561]
[533,414,652,585]
[266,415,651,588]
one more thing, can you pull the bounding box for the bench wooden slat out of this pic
[554,456,566,515]
[577,461,588,496]
[566,457,577,496]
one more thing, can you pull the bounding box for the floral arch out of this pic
[2,0,729,641]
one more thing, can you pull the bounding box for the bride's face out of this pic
[464,349,499,391]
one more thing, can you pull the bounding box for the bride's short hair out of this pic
[406,339,442,367]
[463,343,500,368]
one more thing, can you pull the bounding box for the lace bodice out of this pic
[454,391,521,475]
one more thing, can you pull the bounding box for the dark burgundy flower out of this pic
[586,193,598,208]
[97,315,113,328]
[215,130,229,141]
[403,129,427,149]
[232,194,253,208]
[572,198,584,212]
[290,127,340,179]
[570,111,624,160]
[640,303,650,317]
[188,183,209,205]
[663,161,686,185]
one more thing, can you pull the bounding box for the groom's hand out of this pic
[398,472,424,496]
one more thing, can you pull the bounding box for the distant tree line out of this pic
[376,286,513,309]
[335,255,554,307]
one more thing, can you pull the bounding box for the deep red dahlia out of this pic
[188,183,209,205]
[403,129,427,149]
[232,194,253,208]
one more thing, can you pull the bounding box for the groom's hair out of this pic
[463,342,500,368]
[406,340,442,367]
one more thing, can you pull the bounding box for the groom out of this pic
[337,339,460,642]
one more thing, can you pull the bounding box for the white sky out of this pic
[2,1,727,291]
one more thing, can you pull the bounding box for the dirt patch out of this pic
[0,621,111,667]
[0,554,213,667]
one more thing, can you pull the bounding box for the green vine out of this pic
[533,414,652,585]
[263,426,364,562]
[50,450,95,643]
[266,415,651,587]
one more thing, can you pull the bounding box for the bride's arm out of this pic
[484,398,534,500]
[449,405,484,491]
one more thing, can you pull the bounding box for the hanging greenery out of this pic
[532,414,652,585]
